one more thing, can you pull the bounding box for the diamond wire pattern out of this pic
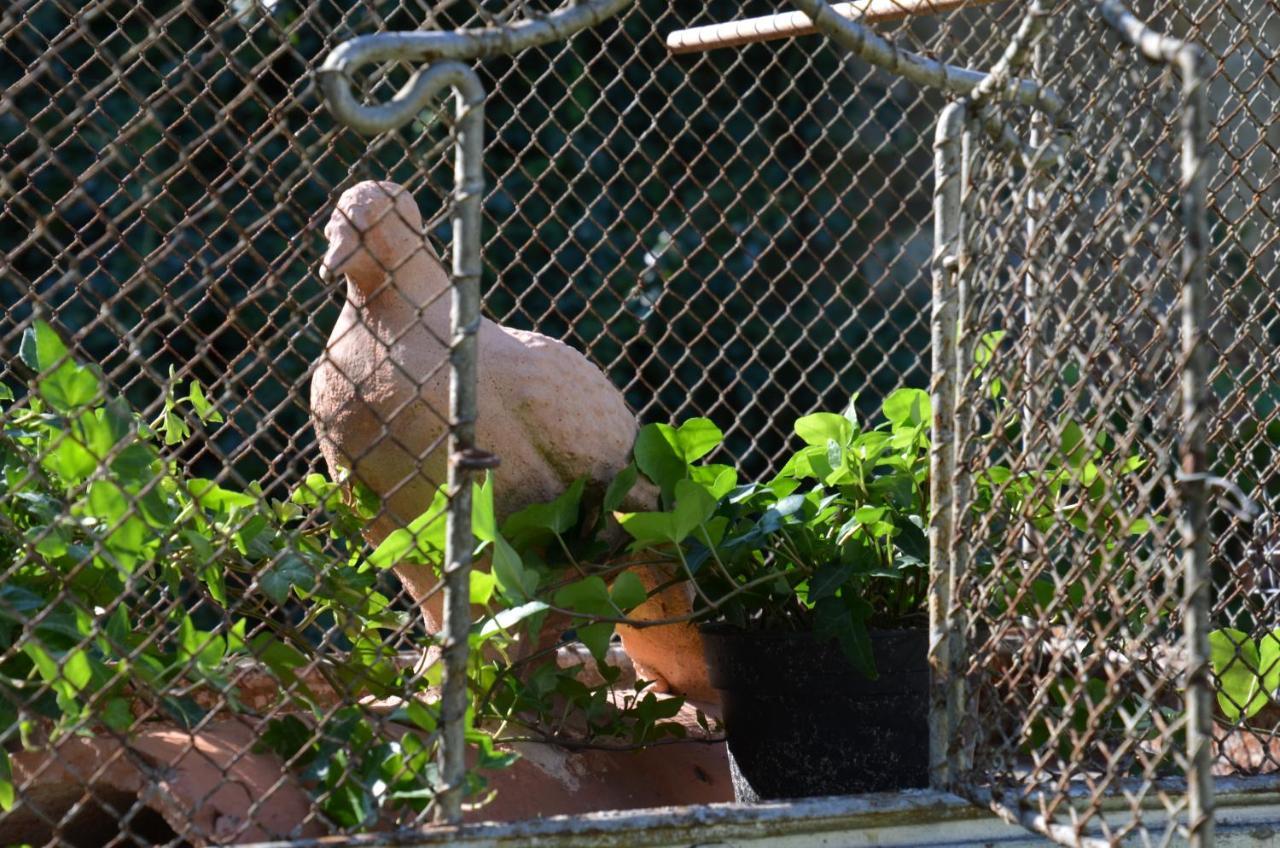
[1,0,1279,845]
[1188,0,1280,784]
[944,1,1280,844]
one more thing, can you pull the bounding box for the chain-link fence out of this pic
[936,2,1203,842]
[1,0,1278,845]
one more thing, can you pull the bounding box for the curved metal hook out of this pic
[786,0,1067,120]
[317,0,632,135]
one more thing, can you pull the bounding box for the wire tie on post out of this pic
[453,447,501,471]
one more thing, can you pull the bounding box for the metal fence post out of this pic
[1176,41,1213,848]
[929,99,967,791]
[319,56,489,825]
[439,68,487,826]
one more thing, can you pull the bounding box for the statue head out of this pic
[322,181,426,294]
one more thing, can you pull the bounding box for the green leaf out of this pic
[86,480,128,521]
[814,595,877,679]
[200,560,227,606]
[368,488,448,569]
[610,571,647,611]
[42,361,101,413]
[503,478,585,538]
[895,518,928,565]
[472,474,497,542]
[542,477,585,534]
[771,494,805,518]
[161,411,188,445]
[43,432,97,483]
[576,622,614,663]
[853,505,886,525]
[470,569,497,605]
[179,616,225,670]
[0,750,13,812]
[1119,455,1146,474]
[972,330,1006,373]
[406,700,438,732]
[476,600,550,639]
[882,388,931,428]
[227,619,248,654]
[826,439,844,477]
[23,642,61,682]
[841,393,859,428]
[794,412,854,447]
[102,697,134,732]
[1060,421,1088,468]
[672,479,716,541]
[250,634,320,707]
[491,534,529,602]
[616,510,677,546]
[777,444,827,480]
[32,526,68,559]
[291,473,336,507]
[62,648,94,691]
[553,577,616,661]
[809,561,853,601]
[603,463,639,512]
[259,553,315,605]
[554,576,612,615]
[634,423,688,502]
[187,479,258,512]
[258,714,314,760]
[1260,630,1280,699]
[1210,629,1266,720]
[21,321,68,371]
[187,381,223,423]
[351,479,380,518]
[673,418,722,462]
[633,419,722,504]
[689,464,737,500]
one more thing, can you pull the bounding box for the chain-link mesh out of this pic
[947,5,1190,841]
[1,0,1277,845]
[935,1,1279,845]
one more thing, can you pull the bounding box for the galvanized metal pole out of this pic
[1021,1,1048,681]
[928,99,967,790]
[319,56,487,826]
[1177,41,1214,848]
[440,66,486,826]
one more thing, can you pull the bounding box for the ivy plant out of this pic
[1208,628,1280,722]
[0,321,691,830]
[612,389,931,679]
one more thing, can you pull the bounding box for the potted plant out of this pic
[612,388,933,800]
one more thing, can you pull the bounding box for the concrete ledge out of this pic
[247,790,1042,847]
[246,778,1280,848]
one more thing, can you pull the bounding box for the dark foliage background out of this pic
[0,0,978,493]
[3,0,1267,497]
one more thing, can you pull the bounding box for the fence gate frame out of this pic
[319,0,1246,845]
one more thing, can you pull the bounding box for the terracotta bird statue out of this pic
[310,180,711,698]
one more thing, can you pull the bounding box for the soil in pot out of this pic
[701,625,929,802]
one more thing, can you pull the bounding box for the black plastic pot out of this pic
[701,625,929,802]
